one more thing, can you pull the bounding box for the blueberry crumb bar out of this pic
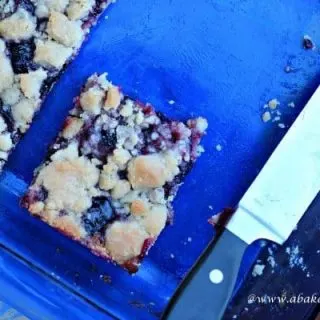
[22,73,208,272]
[0,0,112,171]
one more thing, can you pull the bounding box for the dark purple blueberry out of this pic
[171,130,181,142]
[0,107,15,132]
[163,162,193,198]
[58,210,68,217]
[101,130,117,149]
[8,39,35,74]
[12,132,20,144]
[117,115,127,126]
[303,36,314,50]
[82,197,115,235]
[118,170,128,180]
[90,129,117,159]
[37,18,48,32]
[141,126,154,143]
[16,0,35,15]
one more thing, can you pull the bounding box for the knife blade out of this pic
[163,86,320,320]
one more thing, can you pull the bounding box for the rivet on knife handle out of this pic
[163,229,247,320]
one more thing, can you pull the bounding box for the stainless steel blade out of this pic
[228,86,320,245]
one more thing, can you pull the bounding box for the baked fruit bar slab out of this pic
[22,73,208,272]
[0,0,112,171]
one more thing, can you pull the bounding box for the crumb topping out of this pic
[105,220,149,264]
[80,87,105,114]
[62,117,84,139]
[128,153,180,189]
[47,11,83,48]
[67,0,95,20]
[1,85,22,105]
[0,42,14,93]
[0,9,36,41]
[20,68,47,99]
[34,39,73,69]
[104,86,121,109]
[35,143,100,215]
[0,132,13,152]
[12,98,38,132]
[23,73,207,268]
[0,0,113,172]
[36,0,70,18]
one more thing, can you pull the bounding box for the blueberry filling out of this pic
[8,39,36,74]
[163,161,193,198]
[40,72,60,97]
[21,186,48,207]
[100,129,117,150]
[80,125,117,160]
[82,197,116,235]
[118,170,128,180]
[0,105,15,132]
[17,0,36,15]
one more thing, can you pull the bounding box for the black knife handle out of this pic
[163,230,248,320]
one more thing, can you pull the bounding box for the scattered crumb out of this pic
[262,111,271,123]
[130,291,134,295]
[208,214,220,226]
[215,144,223,151]
[268,99,280,110]
[105,15,109,20]
[99,274,112,283]
[317,249,320,254]
[168,100,175,105]
[288,102,295,108]
[267,256,276,269]
[170,254,175,259]
[286,245,308,271]
[266,246,278,273]
[260,240,267,247]
[278,123,286,129]
[244,307,249,312]
[252,263,265,277]
[268,258,277,274]
[232,316,238,319]
[208,205,213,210]
[187,237,192,242]
[272,116,281,122]
[303,35,315,50]
[284,65,292,73]
[276,110,282,116]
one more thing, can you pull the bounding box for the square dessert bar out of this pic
[0,0,112,171]
[22,73,208,272]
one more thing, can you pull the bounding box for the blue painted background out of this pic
[0,0,319,319]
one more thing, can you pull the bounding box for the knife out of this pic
[163,86,320,320]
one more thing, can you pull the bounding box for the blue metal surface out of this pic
[0,0,319,319]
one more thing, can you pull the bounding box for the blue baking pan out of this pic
[0,1,319,319]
